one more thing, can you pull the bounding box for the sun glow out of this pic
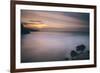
[24,23,48,29]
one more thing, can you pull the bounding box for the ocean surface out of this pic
[21,32,89,63]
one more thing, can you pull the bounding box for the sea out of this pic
[21,32,89,62]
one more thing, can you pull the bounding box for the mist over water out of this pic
[21,32,89,63]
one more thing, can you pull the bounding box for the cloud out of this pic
[21,10,89,32]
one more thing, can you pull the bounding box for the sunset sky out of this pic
[21,10,89,32]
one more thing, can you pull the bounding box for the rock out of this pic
[76,44,86,52]
[70,50,78,57]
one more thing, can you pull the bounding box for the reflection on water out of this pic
[21,32,89,63]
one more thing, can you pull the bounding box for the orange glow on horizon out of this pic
[24,23,48,29]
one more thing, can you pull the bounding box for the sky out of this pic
[21,10,89,32]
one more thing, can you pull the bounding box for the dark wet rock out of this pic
[76,44,86,52]
[70,50,78,57]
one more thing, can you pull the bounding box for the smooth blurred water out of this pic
[21,32,89,62]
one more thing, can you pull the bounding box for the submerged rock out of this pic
[69,44,89,60]
[72,50,89,60]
